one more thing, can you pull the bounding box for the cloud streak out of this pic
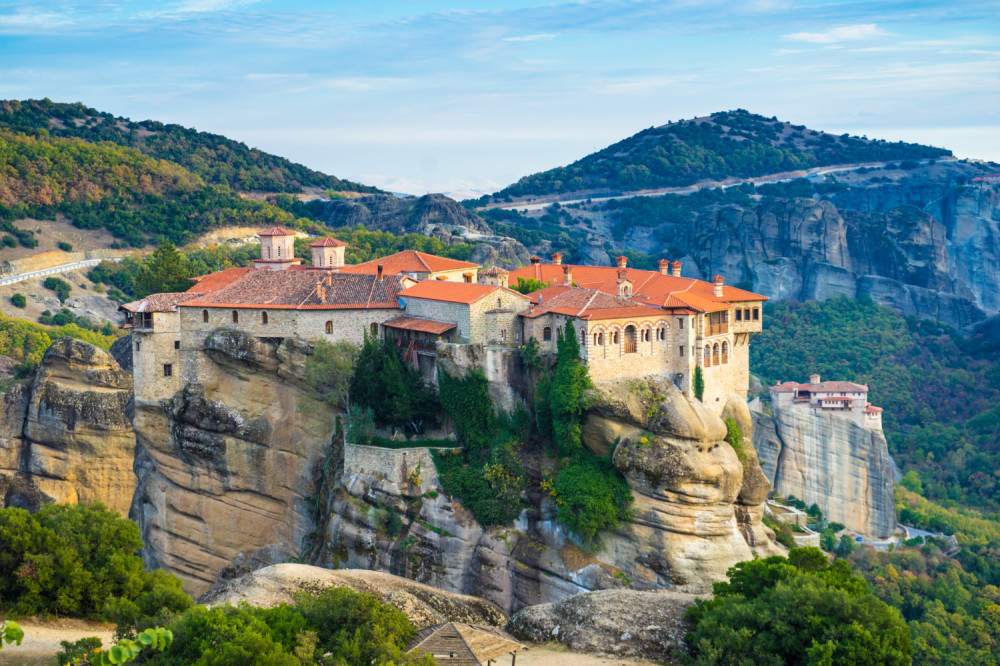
[784,23,889,44]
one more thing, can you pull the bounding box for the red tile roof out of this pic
[187,267,253,293]
[258,226,296,236]
[522,285,665,321]
[865,405,884,413]
[382,316,456,335]
[120,292,193,313]
[181,271,405,310]
[508,263,766,313]
[309,237,348,247]
[340,250,480,276]
[770,379,869,393]
[399,280,524,305]
[480,266,509,276]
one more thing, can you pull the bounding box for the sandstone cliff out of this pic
[0,338,135,513]
[753,404,896,539]
[130,330,339,595]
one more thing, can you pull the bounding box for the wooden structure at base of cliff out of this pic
[407,621,526,665]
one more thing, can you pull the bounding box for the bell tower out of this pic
[255,227,302,270]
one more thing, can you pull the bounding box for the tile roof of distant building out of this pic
[187,267,254,293]
[309,237,348,247]
[770,379,869,393]
[522,285,665,320]
[865,404,884,413]
[479,266,509,276]
[508,262,765,313]
[258,226,297,236]
[399,280,524,305]
[181,271,404,310]
[340,250,480,276]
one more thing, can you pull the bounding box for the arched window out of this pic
[612,331,619,345]
[262,311,268,325]
[543,327,552,341]
[658,327,666,341]
[624,325,637,353]
[202,310,208,323]
[498,297,502,308]
[722,341,729,364]
[232,310,239,323]
[704,346,711,366]
[713,343,720,366]
[370,322,378,336]
[325,321,333,334]
[599,332,604,345]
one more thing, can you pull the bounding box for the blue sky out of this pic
[1,1,998,195]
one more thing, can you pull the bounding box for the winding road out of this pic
[0,257,122,287]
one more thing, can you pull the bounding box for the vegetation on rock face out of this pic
[305,339,360,410]
[487,110,948,199]
[0,312,120,375]
[685,548,911,665]
[350,333,437,431]
[692,365,705,402]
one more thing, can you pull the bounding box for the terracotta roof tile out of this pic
[522,285,665,320]
[399,280,524,305]
[309,237,348,247]
[382,316,456,335]
[508,263,766,312]
[181,270,404,310]
[120,292,194,313]
[187,267,254,293]
[258,226,296,236]
[340,250,480,275]
[479,266,509,276]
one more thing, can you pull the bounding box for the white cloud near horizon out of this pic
[502,33,556,42]
[784,23,889,44]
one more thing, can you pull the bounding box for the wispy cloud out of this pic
[502,33,556,42]
[784,23,889,44]
[173,0,261,13]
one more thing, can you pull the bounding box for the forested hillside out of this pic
[486,109,950,199]
[0,99,379,194]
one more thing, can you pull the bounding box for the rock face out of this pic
[315,374,781,615]
[753,404,896,539]
[0,338,135,513]
[200,563,507,629]
[508,589,698,663]
[130,330,339,595]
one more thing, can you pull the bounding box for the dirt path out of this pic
[2,619,116,666]
[514,644,666,666]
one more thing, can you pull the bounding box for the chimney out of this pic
[552,252,563,265]
[671,260,682,277]
[658,259,670,275]
[563,265,573,285]
[377,264,384,282]
[317,283,325,302]
[713,275,724,297]
[530,256,540,265]
[809,373,820,385]
[616,255,627,269]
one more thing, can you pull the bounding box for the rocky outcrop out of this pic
[0,338,135,513]
[753,404,896,539]
[315,374,781,615]
[130,330,339,595]
[508,589,698,663]
[200,563,507,629]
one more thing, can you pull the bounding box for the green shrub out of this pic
[1,234,16,248]
[0,503,191,623]
[56,636,103,664]
[438,368,496,452]
[685,549,911,665]
[762,514,795,549]
[693,365,704,401]
[9,293,25,308]
[554,455,632,544]
[57,241,73,252]
[351,333,437,429]
[43,276,72,302]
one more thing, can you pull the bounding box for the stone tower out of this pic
[309,237,348,269]
[256,227,301,270]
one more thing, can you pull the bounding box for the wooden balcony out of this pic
[706,323,729,336]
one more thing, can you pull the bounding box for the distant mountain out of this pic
[0,99,380,195]
[486,109,951,200]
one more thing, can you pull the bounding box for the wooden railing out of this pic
[706,323,728,336]
[624,341,637,354]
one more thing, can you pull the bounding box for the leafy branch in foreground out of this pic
[63,627,173,666]
[0,620,24,650]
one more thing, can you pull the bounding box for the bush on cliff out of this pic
[685,548,911,665]
[0,503,190,628]
[351,333,437,431]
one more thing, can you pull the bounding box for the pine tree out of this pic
[136,239,190,297]
[693,365,705,401]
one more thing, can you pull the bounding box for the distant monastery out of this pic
[770,374,884,431]
[122,227,767,410]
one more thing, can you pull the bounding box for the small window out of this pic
[498,298,502,308]
[174,340,180,350]
[598,333,604,345]
[267,246,272,259]
[612,331,619,344]
[679,345,684,357]
[163,364,172,377]
[202,310,209,323]
[501,329,506,342]
[136,341,141,351]
[752,308,759,321]
[543,327,552,341]
[262,312,268,325]
[658,327,666,341]
[326,321,333,335]
[370,322,378,336]
[277,245,281,258]
[232,310,239,323]
[736,309,742,321]
[678,318,684,329]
